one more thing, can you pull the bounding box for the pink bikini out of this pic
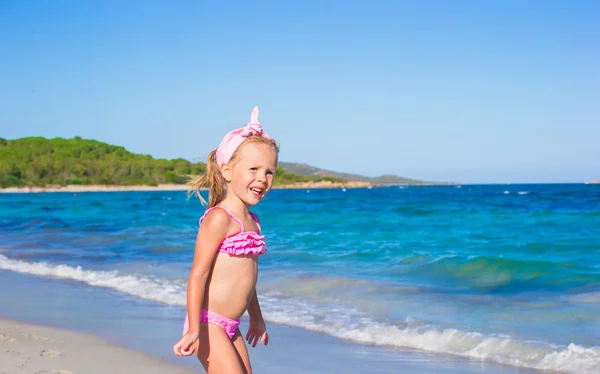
[183,206,266,339]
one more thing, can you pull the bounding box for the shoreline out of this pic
[0,317,195,374]
[0,181,373,193]
[1,180,592,194]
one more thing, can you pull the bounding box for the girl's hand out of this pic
[246,319,269,348]
[173,330,199,356]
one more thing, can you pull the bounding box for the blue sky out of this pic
[1,0,598,184]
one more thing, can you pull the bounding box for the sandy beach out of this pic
[0,318,195,374]
[0,181,372,194]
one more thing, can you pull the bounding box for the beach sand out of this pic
[0,318,195,374]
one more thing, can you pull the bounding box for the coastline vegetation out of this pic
[0,137,343,188]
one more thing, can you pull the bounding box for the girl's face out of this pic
[224,142,278,207]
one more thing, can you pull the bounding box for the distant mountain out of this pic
[278,162,449,185]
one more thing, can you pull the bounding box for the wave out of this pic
[262,296,599,373]
[409,255,598,292]
[0,254,186,305]
[503,190,530,195]
[0,255,598,373]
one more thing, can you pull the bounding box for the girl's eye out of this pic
[250,167,257,171]
[266,170,274,175]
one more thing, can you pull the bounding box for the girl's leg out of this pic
[196,323,245,374]
[231,329,252,374]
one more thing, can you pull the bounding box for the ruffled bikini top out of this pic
[199,206,266,256]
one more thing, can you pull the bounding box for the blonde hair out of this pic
[188,135,279,207]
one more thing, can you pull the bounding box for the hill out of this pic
[278,162,443,185]
[0,137,342,188]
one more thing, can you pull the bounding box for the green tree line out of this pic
[0,137,343,187]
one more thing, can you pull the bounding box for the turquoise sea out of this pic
[1,184,599,373]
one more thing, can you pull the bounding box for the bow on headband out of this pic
[215,106,272,166]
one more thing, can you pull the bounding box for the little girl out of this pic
[173,107,278,373]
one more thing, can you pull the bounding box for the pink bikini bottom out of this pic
[183,309,240,340]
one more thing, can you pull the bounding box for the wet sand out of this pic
[0,318,195,374]
[0,181,372,193]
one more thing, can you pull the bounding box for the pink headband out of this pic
[215,106,272,166]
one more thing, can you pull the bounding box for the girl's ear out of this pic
[220,163,232,183]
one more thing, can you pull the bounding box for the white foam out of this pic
[1,255,598,373]
[260,296,600,373]
[0,255,186,305]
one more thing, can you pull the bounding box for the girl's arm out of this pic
[186,209,230,333]
[245,288,269,347]
[174,209,230,356]
[247,289,264,322]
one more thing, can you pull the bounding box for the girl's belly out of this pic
[203,253,258,319]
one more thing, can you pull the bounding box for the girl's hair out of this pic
[188,135,279,207]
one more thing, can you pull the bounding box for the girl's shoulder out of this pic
[199,206,234,228]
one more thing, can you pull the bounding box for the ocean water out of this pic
[0,184,599,373]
